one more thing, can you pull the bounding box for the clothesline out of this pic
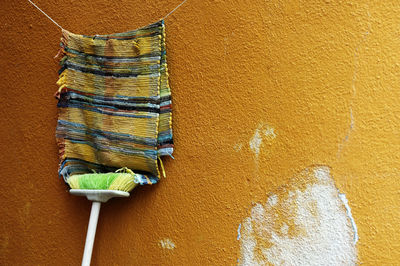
[27,0,188,31]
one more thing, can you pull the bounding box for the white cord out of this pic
[27,0,64,30]
[27,0,189,31]
[162,0,188,20]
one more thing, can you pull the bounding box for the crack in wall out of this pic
[337,9,371,159]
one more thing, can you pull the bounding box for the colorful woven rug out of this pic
[55,20,173,185]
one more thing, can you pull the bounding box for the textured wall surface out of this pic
[0,0,399,265]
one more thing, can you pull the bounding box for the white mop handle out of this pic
[82,201,101,266]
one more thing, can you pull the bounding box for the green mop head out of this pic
[67,168,138,192]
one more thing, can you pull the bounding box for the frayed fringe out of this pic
[54,30,69,99]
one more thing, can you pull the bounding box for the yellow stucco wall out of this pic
[0,0,399,265]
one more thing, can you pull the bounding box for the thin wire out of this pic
[161,0,188,20]
[27,0,64,30]
[27,0,188,32]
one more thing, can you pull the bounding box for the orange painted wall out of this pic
[0,0,399,265]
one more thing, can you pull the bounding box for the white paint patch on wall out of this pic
[339,193,359,244]
[264,127,276,139]
[234,143,243,152]
[237,223,242,240]
[238,166,358,266]
[249,122,276,158]
[159,238,176,250]
[267,194,278,206]
[249,128,262,157]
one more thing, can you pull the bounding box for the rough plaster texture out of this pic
[1,0,400,265]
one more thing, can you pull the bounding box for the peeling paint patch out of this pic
[267,194,278,206]
[238,166,358,265]
[159,238,176,250]
[264,127,276,139]
[249,128,262,157]
[339,193,359,244]
[234,143,243,152]
[249,123,276,158]
[237,223,242,240]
